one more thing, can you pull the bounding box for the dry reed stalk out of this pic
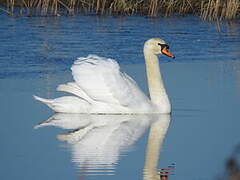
[201,0,215,20]
[40,0,48,15]
[109,0,130,14]
[214,0,220,19]
[179,0,194,14]
[147,0,193,17]
[51,0,58,16]
[200,0,240,20]
[36,0,42,13]
[57,0,71,15]
[148,0,158,16]
[0,0,239,19]
[109,0,115,14]
[5,0,15,14]
[75,0,91,13]
[75,0,81,13]
[101,0,106,14]
[68,0,76,15]
[178,0,187,14]
[90,0,105,14]
[0,6,15,16]
[164,0,175,16]
[22,0,38,16]
[10,0,14,14]
[90,0,94,11]
[96,0,100,13]
[224,0,239,20]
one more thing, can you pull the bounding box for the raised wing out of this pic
[71,55,152,110]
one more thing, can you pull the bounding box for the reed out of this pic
[0,0,15,16]
[145,0,196,17]
[109,0,140,15]
[51,0,58,16]
[0,0,239,20]
[21,0,39,16]
[200,0,240,20]
[9,0,14,14]
[148,0,158,16]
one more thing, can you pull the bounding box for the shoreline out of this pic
[0,0,239,20]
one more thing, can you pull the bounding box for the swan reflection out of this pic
[144,114,171,180]
[35,113,171,177]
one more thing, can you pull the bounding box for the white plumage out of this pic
[34,38,175,114]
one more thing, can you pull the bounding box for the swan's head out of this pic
[144,38,175,59]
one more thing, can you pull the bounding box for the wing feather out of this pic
[71,55,152,111]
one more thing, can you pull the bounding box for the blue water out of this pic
[1,14,240,180]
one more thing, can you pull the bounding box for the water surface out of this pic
[1,15,240,180]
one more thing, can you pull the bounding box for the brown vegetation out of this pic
[200,0,240,20]
[0,0,239,20]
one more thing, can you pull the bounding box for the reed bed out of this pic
[200,0,240,20]
[0,0,239,20]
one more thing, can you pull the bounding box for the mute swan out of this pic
[34,38,175,114]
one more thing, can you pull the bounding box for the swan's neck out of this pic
[144,50,171,113]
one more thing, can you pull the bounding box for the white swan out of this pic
[34,38,175,114]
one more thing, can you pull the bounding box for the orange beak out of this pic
[162,47,175,59]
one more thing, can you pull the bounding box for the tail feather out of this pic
[56,82,93,103]
[33,95,53,104]
[33,95,57,111]
[34,122,50,129]
[33,95,91,113]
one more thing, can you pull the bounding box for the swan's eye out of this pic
[158,43,169,50]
